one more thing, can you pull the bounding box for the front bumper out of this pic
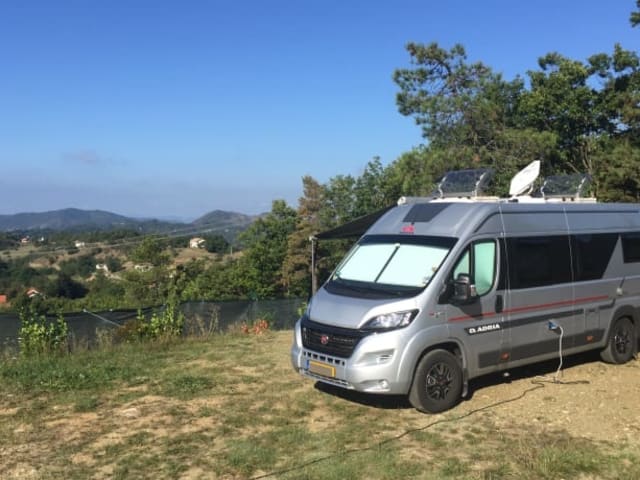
[290,320,412,394]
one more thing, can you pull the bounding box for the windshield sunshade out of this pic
[334,236,455,288]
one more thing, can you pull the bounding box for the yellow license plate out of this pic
[308,360,335,378]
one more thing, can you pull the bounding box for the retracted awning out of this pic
[309,205,394,294]
[314,205,395,240]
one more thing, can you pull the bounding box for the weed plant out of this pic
[18,306,69,357]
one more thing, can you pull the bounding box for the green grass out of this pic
[0,330,639,479]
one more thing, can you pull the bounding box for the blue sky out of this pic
[0,1,637,220]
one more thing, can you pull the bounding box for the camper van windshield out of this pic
[329,235,456,297]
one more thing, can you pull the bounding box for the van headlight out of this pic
[362,310,418,331]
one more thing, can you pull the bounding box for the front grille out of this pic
[301,317,369,358]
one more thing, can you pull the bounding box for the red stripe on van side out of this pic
[447,295,610,323]
[448,312,497,323]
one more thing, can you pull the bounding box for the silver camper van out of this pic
[290,162,640,413]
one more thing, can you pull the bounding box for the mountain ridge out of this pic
[0,207,258,233]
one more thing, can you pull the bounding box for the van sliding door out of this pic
[504,234,578,366]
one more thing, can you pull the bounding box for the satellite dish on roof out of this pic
[509,160,541,196]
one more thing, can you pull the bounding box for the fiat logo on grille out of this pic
[320,334,330,345]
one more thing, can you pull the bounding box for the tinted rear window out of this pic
[571,233,618,280]
[621,233,640,263]
[507,236,571,289]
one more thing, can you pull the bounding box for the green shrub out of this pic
[18,307,69,357]
[116,296,185,343]
[147,298,185,339]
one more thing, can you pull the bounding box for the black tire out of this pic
[409,349,462,413]
[600,317,636,364]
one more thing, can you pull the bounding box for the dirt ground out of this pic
[314,347,640,447]
[451,350,640,444]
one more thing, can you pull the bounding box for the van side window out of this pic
[507,236,571,289]
[474,242,496,295]
[571,233,618,280]
[621,233,640,263]
[452,240,496,296]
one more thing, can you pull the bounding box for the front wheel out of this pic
[600,317,636,364]
[409,349,462,413]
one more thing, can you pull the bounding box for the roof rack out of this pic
[397,161,597,205]
[540,173,592,200]
[432,168,493,199]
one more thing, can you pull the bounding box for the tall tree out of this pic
[236,200,298,299]
[392,41,557,196]
[353,157,393,217]
[282,176,324,297]
[320,174,357,228]
[593,140,640,202]
[593,44,640,144]
[517,45,640,195]
[519,52,607,174]
[394,42,524,153]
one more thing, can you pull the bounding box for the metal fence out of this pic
[0,298,304,351]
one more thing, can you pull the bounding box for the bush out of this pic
[18,307,69,357]
[115,296,185,343]
[240,318,270,335]
[113,317,148,343]
[59,254,96,278]
[147,299,185,339]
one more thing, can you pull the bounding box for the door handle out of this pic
[495,295,504,313]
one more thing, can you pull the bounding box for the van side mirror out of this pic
[450,273,478,305]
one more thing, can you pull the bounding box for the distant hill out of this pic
[193,209,257,228]
[0,208,257,237]
[192,210,258,239]
[0,208,142,231]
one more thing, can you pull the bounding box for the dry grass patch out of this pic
[1,331,640,479]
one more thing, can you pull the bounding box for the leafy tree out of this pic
[59,254,96,278]
[631,0,640,27]
[180,259,248,301]
[88,271,125,299]
[518,53,605,174]
[383,146,472,198]
[105,255,123,273]
[382,146,433,200]
[353,157,394,217]
[130,237,170,267]
[172,259,207,300]
[236,200,298,298]
[0,234,18,250]
[122,268,170,307]
[392,41,559,195]
[50,273,88,299]
[517,46,639,187]
[394,42,524,153]
[320,174,357,228]
[203,234,229,254]
[393,37,640,201]
[592,140,640,202]
[591,44,640,144]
